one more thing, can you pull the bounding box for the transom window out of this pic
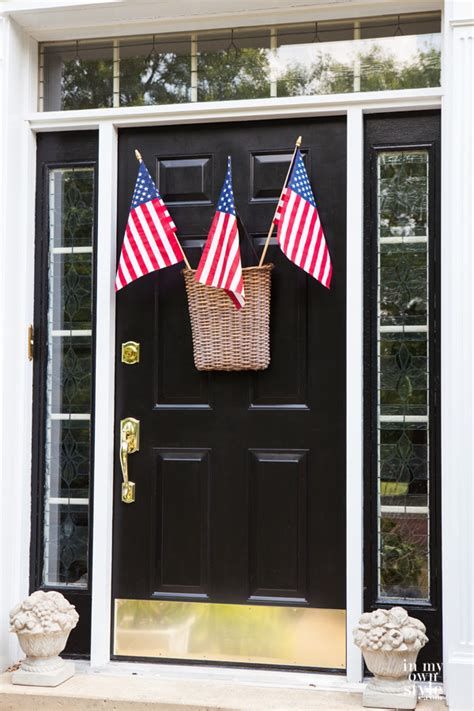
[39,12,441,111]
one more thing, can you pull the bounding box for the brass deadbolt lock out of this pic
[121,341,140,365]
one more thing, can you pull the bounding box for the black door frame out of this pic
[31,131,99,658]
[363,110,442,668]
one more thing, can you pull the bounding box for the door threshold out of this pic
[84,659,361,692]
[0,667,447,711]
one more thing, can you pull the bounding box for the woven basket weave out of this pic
[183,264,273,371]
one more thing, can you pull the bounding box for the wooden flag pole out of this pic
[134,148,192,270]
[258,135,302,267]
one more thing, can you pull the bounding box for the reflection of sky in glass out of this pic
[270,33,440,82]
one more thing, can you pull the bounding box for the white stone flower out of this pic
[388,607,409,627]
[353,607,428,653]
[370,610,389,628]
[9,591,78,635]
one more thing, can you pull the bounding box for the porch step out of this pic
[0,671,447,711]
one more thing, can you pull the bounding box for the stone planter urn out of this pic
[9,590,79,687]
[353,606,428,709]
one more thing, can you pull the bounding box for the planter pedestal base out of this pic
[12,660,75,687]
[363,678,417,709]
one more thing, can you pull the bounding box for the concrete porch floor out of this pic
[0,669,448,710]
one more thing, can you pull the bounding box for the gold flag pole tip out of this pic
[134,149,143,163]
[296,136,302,147]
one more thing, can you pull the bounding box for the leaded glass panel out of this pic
[43,167,95,588]
[51,253,92,330]
[376,150,430,602]
[43,504,89,587]
[48,421,91,500]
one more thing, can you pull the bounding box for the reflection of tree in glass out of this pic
[59,44,440,108]
[198,48,270,101]
[120,54,191,106]
[277,46,441,96]
[62,59,113,110]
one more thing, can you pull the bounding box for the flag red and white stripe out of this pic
[274,149,332,289]
[115,160,184,291]
[195,157,245,309]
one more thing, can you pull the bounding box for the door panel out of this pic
[152,448,210,595]
[113,118,346,666]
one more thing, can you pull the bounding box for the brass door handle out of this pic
[120,417,140,503]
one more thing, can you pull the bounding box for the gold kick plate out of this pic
[120,417,140,503]
[121,341,140,365]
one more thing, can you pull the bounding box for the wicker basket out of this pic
[183,264,273,371]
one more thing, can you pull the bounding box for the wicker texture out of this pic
[183,264,273,371]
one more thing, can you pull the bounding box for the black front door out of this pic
[112,118,347,668]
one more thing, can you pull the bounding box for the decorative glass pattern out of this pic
[376,151,430,601]
[43,167,95,588]
[39,13,441,111]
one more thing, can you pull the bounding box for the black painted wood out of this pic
[113,119,347,633]
[363,111,442,670]
[32,131,98,658]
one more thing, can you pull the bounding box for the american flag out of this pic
[195,157,245,309]
[115,160,185,291]
[274,149,332,289]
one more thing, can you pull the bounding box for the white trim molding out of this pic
[345,106,364,685]
[441,2,474,710]
[27,88,442,133]
[0,16,38,671]
[90,122,118,668]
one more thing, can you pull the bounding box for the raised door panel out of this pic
[157,156,213,205]
[249,450,308,602]
[152,449,210,596]
[153,244,210,408]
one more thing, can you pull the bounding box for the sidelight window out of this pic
[38,12,441,111]
[41,166,96,588]
[374,150,432,601]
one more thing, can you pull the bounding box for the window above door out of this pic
[38,12,440,112]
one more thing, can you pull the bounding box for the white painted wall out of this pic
[441,2,474,710]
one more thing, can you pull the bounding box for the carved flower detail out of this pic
[9,591,79,636]
[353,607,428,652]
[370,610,389,627]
